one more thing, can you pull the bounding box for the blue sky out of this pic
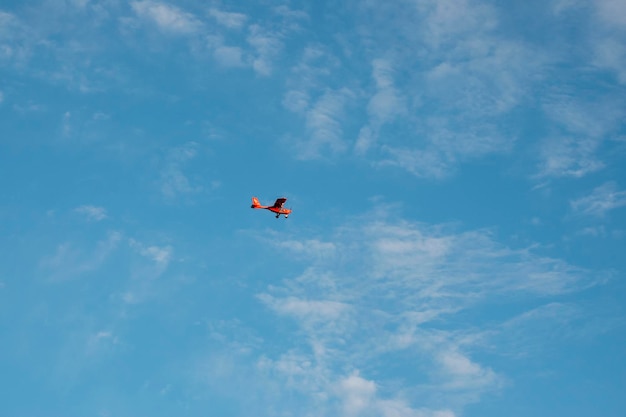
[1,0,625,416]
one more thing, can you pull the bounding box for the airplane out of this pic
[251,196,292,218]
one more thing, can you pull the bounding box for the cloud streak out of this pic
[41,231,122,281]
[209,8,247,30]
[131,1,202,35]
[571,181,626,216]
[293,88,354,159]
[243,213,607,415]
[160,142,203,199]
[74,205,108,221]
[246,24,283,76]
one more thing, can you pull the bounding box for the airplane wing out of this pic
[272,197,287,208]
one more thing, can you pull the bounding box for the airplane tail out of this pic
[251,196,262,208]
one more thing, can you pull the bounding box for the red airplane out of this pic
[251,196,292,218]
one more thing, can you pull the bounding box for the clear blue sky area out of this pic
[1,1,625,416]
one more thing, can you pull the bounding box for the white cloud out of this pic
[552,0,586,14]
[535,90,626,178]
[368,59,406,123]
[271,238,337,260]
[543,94,624,138]
[0,12,24,59]
[379,121,513,178]
[74,205,107,221]
[71,0,90,9]
[283,89,310,113]
[140,244,172,266]
[282,44,356,159]
[0,10,17,30]
[131,1,201,35]
[571,181,626,216]
[593,37,626,83]
[273,5,309,22]
[209,8,247,30]
[160,141,203,199]
[294,88,353,159]
[378,147,452,179]
[356,59,407,155]
[436,349,499,391]
[129,238,172,270]
[122,239,174,304]
[359,221,597,296]
[595,0,626,28]
[282,45,337,113]
[577,226,607,237]
[41,231,122,281]
[336,372,377,416]
[379,401,456,417]
[555,0,626,83]
[485,302,616,360]
[86,330,118,355]
[247,213,605,414]
[334,0,540,177]
[213,45,244,67]
[62,111,72,137]
[355,126,375,156]
[591,0,626,84]
[247,24,282,76]
[258,294,349,323]
[416,0,497,49]
[537,136,604,178]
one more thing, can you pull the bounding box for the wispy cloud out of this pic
[86,330,119,355]
[246,24,282,76]
[241,214,606,414]
[593,37,626,83]
[378,147,451,179]
[536,92,624,178]
[592,0,626,83]
[571,181,626,216]
[160,141,203,199]
[335,372,459,417]
[41,231,122,281]
[435,349,500,392]
[355,59,407,155]
[213,45,245,67]
[0,11,29,65]
[209,8,247,30]
[361,221,599,296]
[258,294,350,324]
[537,136,605,178]
[131,1,202,35]
[368,59,406,124]
[137,243,172,267]
[271,238,337,260]
[123,238,174,304]
[293,88,354,159]
[594,0,626,27]
[336,1,539,176]
[282,45,338,114]
[487,300,622,362]
[74,205,108,221]
[379,122,512,179]
[0,6,127,92]
[273,0,621,180]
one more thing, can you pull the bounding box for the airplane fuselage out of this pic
[266,206,291,218]
[251,197,291,218]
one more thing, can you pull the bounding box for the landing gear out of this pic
[276,213,280,218]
